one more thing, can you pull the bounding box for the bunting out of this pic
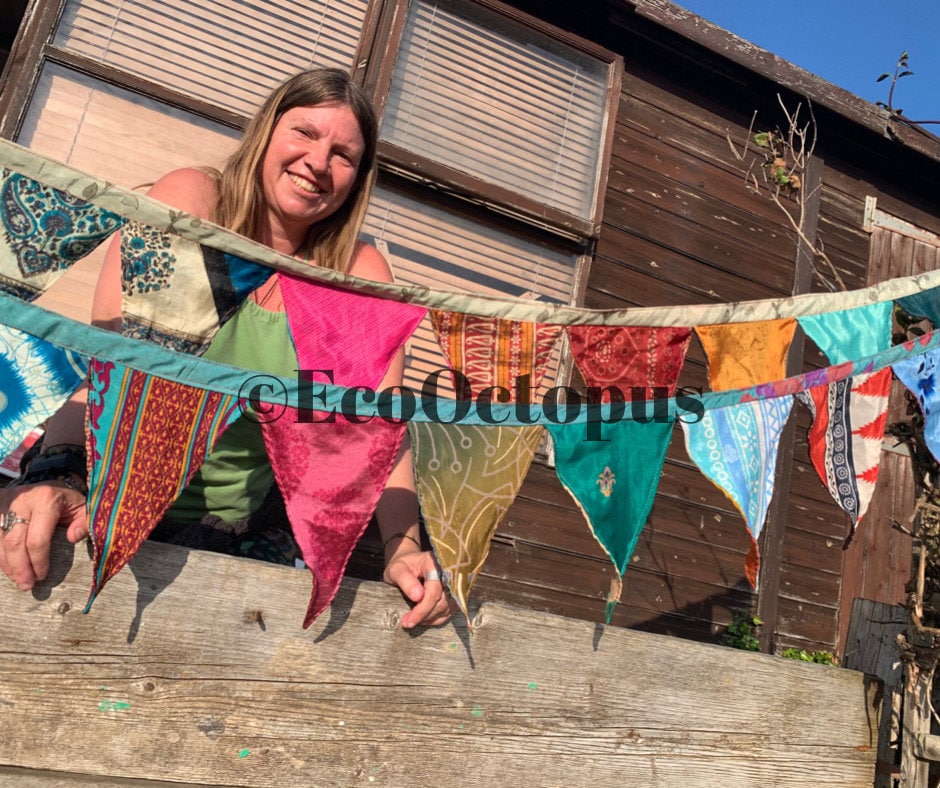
[897,285,940,329]
[797,303,893,529]
[0,167,125,300]
[280,271,427,387]
[409,422,544,624]
[6,139,940,630]
[894,347,940,463]
[695,318,797,391]
[263,414,408,626]
[565,325,691,399]
[549,417,673,621]
[0,323,87,461]
[430,310,562,399]
[682,396,794,587]
[798,370,892,527]
[84,358,240,607]
[120,222,272,353]
[798,302,893,363]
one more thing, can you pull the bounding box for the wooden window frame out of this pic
[358,0,622,242]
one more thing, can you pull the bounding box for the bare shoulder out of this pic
[348,241,394,284]
[145,167,218,219]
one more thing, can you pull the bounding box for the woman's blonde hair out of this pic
[214,68,378,272]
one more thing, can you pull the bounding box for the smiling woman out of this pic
[0,68,456,631]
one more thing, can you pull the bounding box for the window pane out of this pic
[363,184,577,392]
[381,0,609,221]
[17,62,240,187]
[54,0,369,117]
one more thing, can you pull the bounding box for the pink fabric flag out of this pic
[565,325,692,400]
[280,271,427,389]
[274,272,426,625]
[262,415,407,627]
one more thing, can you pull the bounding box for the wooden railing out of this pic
[0,532,879,786]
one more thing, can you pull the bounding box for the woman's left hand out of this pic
[383,549,456,629]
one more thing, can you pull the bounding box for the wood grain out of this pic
[0,533,878,786]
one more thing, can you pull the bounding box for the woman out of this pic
[0,69,454,629]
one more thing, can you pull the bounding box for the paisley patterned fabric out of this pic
[0,168,125,299]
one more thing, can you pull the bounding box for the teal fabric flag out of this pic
[682,396,794,588]
[798,302,892,363]
[548,418,673,622]
[897,286,940,328]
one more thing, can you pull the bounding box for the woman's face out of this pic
[260,102,365,250]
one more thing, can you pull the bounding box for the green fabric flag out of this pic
[548,418,673,622]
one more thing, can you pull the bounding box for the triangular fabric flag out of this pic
[410,422,544,624]
[798,302,893,363]
[695,318,797,390]
[262,415,407,627]
[0,168,126,300]
[897,285,940,328]
[0,323,87,460]
[429,310,562,400]
[270,273,425,625]
[120,221,272,353]
[280,272,427,389]
[565,324,691,399]
[548,417,673,622]
[894,347,940,462]
[682,396,794,588]
[84,358,241,609]
[797,369,892,527]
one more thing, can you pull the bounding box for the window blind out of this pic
[17,63,240,187]
[53,0,368,118]
[363,184,576,394]
[380,0,609,222]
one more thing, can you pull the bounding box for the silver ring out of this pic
[1,510,29,534]
[425,570,441,582]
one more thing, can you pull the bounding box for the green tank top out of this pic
[167,298,297,523]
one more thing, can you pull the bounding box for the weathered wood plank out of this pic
[0,533,878,787]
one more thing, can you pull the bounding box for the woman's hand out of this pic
[0,482,88,591]
[383,547,456,629]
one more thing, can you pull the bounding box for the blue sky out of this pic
[676,1,940,126]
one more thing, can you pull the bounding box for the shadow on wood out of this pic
[0,532,880,786]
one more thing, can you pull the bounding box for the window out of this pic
[2,0,621,386]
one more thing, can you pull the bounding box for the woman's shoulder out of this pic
[348,240,394,284]
[145,167,218,218]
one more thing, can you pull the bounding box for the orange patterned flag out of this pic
[695,318,797,391]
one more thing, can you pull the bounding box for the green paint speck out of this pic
[471,705,483,718]
[446,642,458,652]
[238,749,251,759]
[527,682,538,690]
[98,700,131,712]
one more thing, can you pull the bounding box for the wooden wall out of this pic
[376,0,940,656]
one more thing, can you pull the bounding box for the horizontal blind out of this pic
[381,0,609,222]
[54,0,368,118]
[17,63,240,187]
[363,185,576,394]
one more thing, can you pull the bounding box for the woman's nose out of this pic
[303,143,329,173]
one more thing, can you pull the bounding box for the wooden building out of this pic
[3,0,940,661]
